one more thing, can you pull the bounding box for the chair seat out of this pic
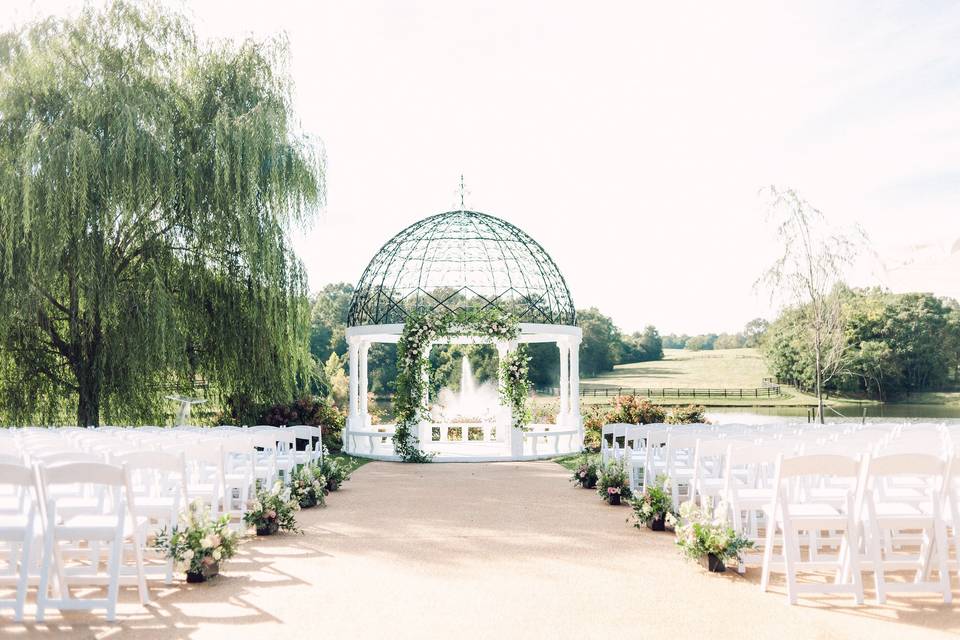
[56,515,130,539]
[0,514,32,538]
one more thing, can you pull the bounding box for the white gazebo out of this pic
[342,209,582,462]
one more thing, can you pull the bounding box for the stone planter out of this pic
[256,520,279,536]
[700,553,726,573]
[186,561,219,583]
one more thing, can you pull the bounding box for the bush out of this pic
[607,395,666,425]
[258,396,346,451]
[665,405,708,425]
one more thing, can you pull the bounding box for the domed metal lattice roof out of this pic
[348,210,575,327]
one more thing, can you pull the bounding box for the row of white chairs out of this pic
[0,424,325,621]
[601,421,960,605]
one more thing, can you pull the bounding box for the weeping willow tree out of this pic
[0,1,324,426]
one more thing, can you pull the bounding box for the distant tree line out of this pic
[662,318,769,351]
[308,285,664,399]
[763,287,960,400]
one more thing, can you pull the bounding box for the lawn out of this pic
[567,348,851,408]
[582,348,769,389]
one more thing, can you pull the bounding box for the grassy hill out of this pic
[574,348,834,407]
[582,348,769,389]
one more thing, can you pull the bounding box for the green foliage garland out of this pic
[499,345,532,430]
[393,309,526,462]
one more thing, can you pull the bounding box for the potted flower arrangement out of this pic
[244,481,301,535]
[596,460,631,506]
[320,456,352,492]
[153,500,239,583]
[290,463,327,508]
[671,499,753,572]
[570,455,598,489]
[629,475,676,531]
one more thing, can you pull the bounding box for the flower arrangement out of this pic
[319,456,352,491]
[596,459,632,505]
[153,500,239,583]
[629,475,676,530]
[244,481,301,535]
[570,453,598,488]
[499,345,531,431]
[671,499,753,572]
[290,463,327,508]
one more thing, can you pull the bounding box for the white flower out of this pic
[201,535,214,549]
[213,548,222,561]
[183,549,195,562]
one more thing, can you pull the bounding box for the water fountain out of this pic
[431,356,499,436]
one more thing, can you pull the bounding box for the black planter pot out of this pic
[256,520,280,536]
[582,480,596,489]
[186,561,219,583]
[327,479,339,492]
[647,515,666,531]
[700,553,726,573]
[608,493,622,506]
[299,494,318,508]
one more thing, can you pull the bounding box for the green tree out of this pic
[0,2,323,425]
[577,308,620,376]
[757,187,864,422]
[309,282,353,365]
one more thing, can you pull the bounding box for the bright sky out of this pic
[9,1,960,334]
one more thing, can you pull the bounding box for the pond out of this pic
[707,403,960,424]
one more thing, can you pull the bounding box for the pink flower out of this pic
[608,487,620,495]
[579,471,586,478]
[202,557,215,566]
[268,510,277,519]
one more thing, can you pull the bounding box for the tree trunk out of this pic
[814,326,825,424]
[77,372,101,427]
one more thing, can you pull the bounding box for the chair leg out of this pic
[132,531,150,606]
[14,538,30,622]
[934,518,953,604]
[35,533,55,623]
[869,517,887,605]
[760,514,777,592]
[106,536,122,622]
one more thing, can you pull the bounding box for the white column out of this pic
[569,338,582,443]
[359,342,370,425]
[558,341,570,426]
[347,338,360,446]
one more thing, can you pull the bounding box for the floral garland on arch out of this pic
[499,345,531,430]
[393,309,526,462]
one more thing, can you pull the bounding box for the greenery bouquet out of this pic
[570,454,599,488]
[630,475,676,530]
[320,456,352,491]
[597,460,632,505]
[153,500,239,583]
[290,463,327,508]
[672,499,753,572]
[245,481,301,535]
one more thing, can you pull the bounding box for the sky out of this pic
[8,1,960,335]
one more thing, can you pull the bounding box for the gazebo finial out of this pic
[457,174,470,210]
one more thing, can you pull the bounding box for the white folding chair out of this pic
[861,452,952,604]
[36,462,149,622]
[0,463,38,621]
[110,451,187,584]
[760,453,865,605]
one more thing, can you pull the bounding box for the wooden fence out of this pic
[535,385,782,399]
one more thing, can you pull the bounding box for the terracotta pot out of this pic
[186,561,219,583]
[700,553,726,573]
[256,520,280,536]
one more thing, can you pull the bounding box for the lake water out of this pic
[707,403,960,424]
